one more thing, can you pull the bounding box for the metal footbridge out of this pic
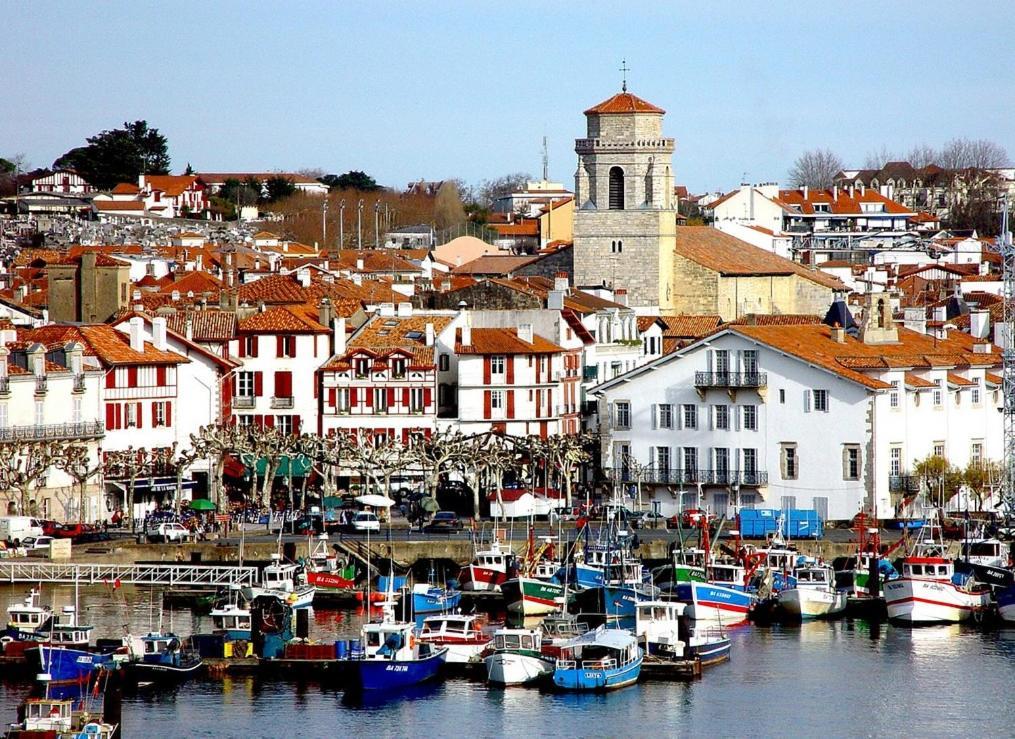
[0,562,259,589]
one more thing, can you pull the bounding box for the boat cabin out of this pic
[6,589,51,632]
[902,557,953,581]
[20,698,73,732]
[556,628,640,671]
[541,612,589,639]
[262,561,299,593]
[491,628,542,653]
[759,547,799,572]
[474,545,513,573]
[960,538,1007,568]
[635,601,685,633]
[361,619,415,661]
[139,633,183,663]
[793,566,834,589]
[673,548,707,567]
[211,605,252,634]
[709,562,746,587]
[532,560,560,580]
[419,614,484,641]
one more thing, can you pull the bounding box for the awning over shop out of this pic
[240,454,311,478]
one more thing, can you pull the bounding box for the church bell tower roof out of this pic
[583,91,665,116]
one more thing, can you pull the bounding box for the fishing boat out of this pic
[345,601,447,691]
[484,628,555,686]
[502,529,565,617]
[411,584,461,616]
[653,547,707,593]
[416,613,489,664]
[123,632,204,683]
[5,694,118,739]
[777,564,847,620]
[5,589,53,640]
[241,556,316,609]
[633,600,731,666]
[304,534,358,594]
[29,645,119,687]
[209,602,252,641]
[551,626,643,691]
[885,557,991,624]
[459,539,515,592]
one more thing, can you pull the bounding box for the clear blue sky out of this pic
[5,1,1012,193]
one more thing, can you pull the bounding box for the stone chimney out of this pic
[517,323,533,344]
[334,316,346,356]
[356,258,364,271]
[970,309,990,340]
[318,298,334,330]
[830,323,846,343]
[613,288,628,307]
[152,317,168,350]
[932,305,947,323]
[803,185,809,199]
[351,273,362,286]
[859,292,899,345]
[425,322,435,347]
[129,316,145,352]
[185,314,194,341]
[28,344,45,377]
[902,306,927,335]
[554,271,569,292]
[461,324,472,347]
[297,269,310,288]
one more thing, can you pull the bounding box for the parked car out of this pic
[21,536,55,551]
[54,523,89,540]
[349,512,381,533]
[423,511,463,533]
[666,508,716,530]
[147,523,191,543]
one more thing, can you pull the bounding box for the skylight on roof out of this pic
[383,320,398,327]
[405,330,423,340]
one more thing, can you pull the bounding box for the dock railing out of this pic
[0,562,260,588]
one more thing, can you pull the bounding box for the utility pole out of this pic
[356,199,364,250]
[374,201,381,249]
[322,197,328,251]
[339,199,345,250]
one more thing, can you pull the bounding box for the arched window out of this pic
[609,167,625,209]
[876,298,886,328]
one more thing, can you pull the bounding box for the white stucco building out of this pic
[593,296,1002,521]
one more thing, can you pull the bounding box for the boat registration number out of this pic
[385,665,409,672]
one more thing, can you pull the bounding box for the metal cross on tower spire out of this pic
[619,59,630,92]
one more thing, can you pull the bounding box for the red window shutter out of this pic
[387,388,395,407]
[401,428,409,445]
[128,367,138,387]
[329,388,336,407]
[254,372,263,396]
[350,387,358,406]
[483,390,491,420]
[507,390,515,419]
[254,414,263,428]
[424,388,432,409]
[264,415,274,428]
[238,337,246,358]
[136,402,143,427]
[547,389,553,416]
[151,402,157,427]
[294,415,301,434]
[402,388,410,406]
[231,375,238,395]
[366,389,374,408]
[115,403,122,429]
[483,357,491,384]
[251,337,259,357]
[156,366,166,386]
[166,402,172,427]
[506,357,514,384]
[106,371,115,389]
[275,371,292,397]
[105,404,115,429]
[276,336,284,358]
[535,389,541,418]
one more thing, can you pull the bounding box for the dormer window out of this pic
[355,357,370,378]
[391,358,406,377]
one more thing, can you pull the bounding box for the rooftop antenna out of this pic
[542,136,549,182]
[619,59,630,92]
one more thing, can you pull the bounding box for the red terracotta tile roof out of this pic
[636,316,666,332]
[985,372,1003,386]
[23,324,187,366]
[674,227,844,290]
[775,188,912,216]
[164,270,223,295]
[660,314,723,338]
[238,306,328,334]
[947,372,977,387]
[584,91,665,115]
[491,221,539,237]
[52,253,129,267]
[144,175,203,197]
[111,183,141,194]
[730,314,823,326]
[164,311,237,342]
[452,255,540,276]
[323,314,451,370]
[904,372,936,388]
[331,250,420,273]
[455,327,563,355]
[94,200,145,211]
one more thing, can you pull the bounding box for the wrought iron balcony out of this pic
[889,474,920,493]
[694,371,767,389]
[0,420,104,441]
[271,396,294,409]
[233,395,256,409]
[605,467,768,487]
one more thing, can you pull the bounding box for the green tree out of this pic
[913,454,963,508]
[264,175,296,203]
[220,177,261,207]
[53,120,170,189]
[962,459,1002,511]
[321,170,380,191]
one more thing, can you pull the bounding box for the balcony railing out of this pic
[606,467,768,487]
[271,396,294,409]
[233,395,256,409]
[694,372,767,389]
[0,377,8,395]
[34,376,47,395]
[889,474,920,494]
[0,420,104,441]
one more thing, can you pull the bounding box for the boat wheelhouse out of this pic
[460,540,515,593]
[416,613,489,664]
[210,603,252,640]
[552,627,643,691]
[777,565,847,619]
[242,556,316,608]
[484,628,555,686]
[5,589,52,636]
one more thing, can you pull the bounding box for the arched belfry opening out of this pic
[608,166,625,209]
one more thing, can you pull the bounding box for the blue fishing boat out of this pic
[346,602,447,691]
[31,646,118,685]
[674,581,755,625]
[123,632,203,683]
[552,626,642,691]
[411,583,461,616]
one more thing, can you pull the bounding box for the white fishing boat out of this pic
[484,628,555,686]
[416,613,490,664]
[777,565,847,619]
[885,556,990,624]
[633,600,731,665]
[242,556,316,609]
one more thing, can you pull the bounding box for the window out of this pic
[971,442,984,466]
[714,448,729,478]
[1,402,9,428]
[683,447,698,476]
[614,401,631,429]
[890,381,900,409]
[781,443,798,480]
[933,442,945,458]
[490,356,506,375]
[972,379,981,405]
[153,401,167,427]
[608,166,625,209]
[373,388,388,412]
[391,358,406,378]
[335,388,350,412]
[742,350,758,376]
[410,388,425,412]
[779,389,785,404]
[611,240,623,254]
[714,404,729,430]
[276,415,293,435]
[656,447,670,475]
[237,415,253,428]
[843,445,860,481]
[491,390,505,412]
[658,403,673,429]
[439,354,449,372]
[682,404,697,430]
[277,336,296,358]
[714,350,729,377]
[812,389,829,412]
[933,380,943,407]
[243,336,258,357]
[890,446,902,476]
[125,403,138,428]
[743,405,757,431]
[743,448,758,475]
[237,372,255,397]
[355,357,371,378]
[34,400,44,427]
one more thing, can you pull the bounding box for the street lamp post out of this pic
[374,201,381,249]
[357,199,364,250]
[322,198,329,250]
[339,199,345,251]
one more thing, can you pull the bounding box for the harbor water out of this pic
[3,584,1015,737]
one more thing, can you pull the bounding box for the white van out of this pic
[0,516,45,544]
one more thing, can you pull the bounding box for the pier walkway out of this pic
[0,562,259,588]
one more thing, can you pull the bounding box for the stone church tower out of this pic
[572,90,677,312]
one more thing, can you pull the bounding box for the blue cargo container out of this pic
[736,509,823,539]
